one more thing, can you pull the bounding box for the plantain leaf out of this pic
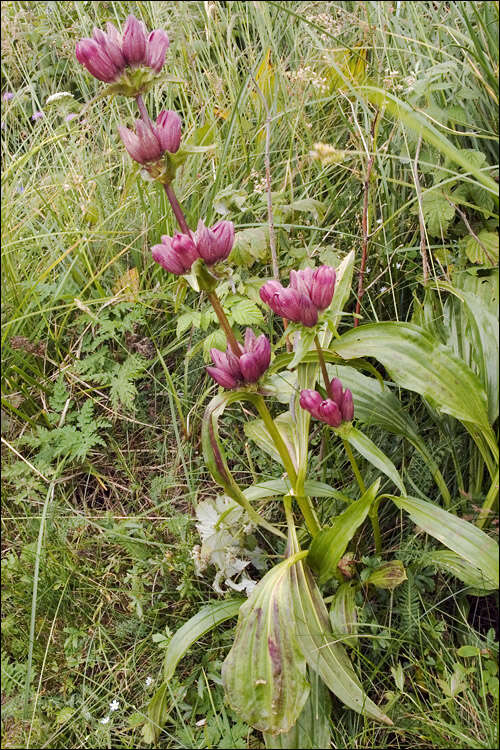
[325,250,356,330]
[263,670,331,749]
[345,427,406,494]
[163,599,243,682]
[388,495,498,588]
[222,552,310,735]
[202,392,285,538]
[329,583,359,648]
[427,549,497,594]
[308,479,381,583]
[327,364,449,503]
[331,322,490,430]
[287,530,392,725]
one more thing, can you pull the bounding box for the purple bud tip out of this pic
[329,377,343,406]
[310,265,336,310]
[341,388,354,422]
[145,29,170,72]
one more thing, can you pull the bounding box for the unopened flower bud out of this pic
[155,110,181,153]
[259,280,283,306]
[145,29,170,72]
[195,220,235,264]
[341,388,354,422]
[298,294,318,327]
[76,38,120,82]
[151,231,199,275]
[299,389,322,417]
[206,328,270,390]
[206,366,239,389]
[310,265,336,310]
[329,377,343,406]
[122,14,147,65]
[118,119,163,164]
[318,399,342,427]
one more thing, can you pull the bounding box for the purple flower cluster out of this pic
[207,328,271,389]
[118,110,181,165]
[259,266,336,327]
[300,378,354,427]
[76,15,169,83]
[151,219,235,275]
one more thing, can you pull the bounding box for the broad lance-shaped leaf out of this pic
[345,427,406,495]
[287,526,392,726]
[164,599,243,681]
[144,599,243,743]
[327,365,450,504]
[427,550,496,594]
[222,552,310,735]
[202,391,285,538]
[308,479,381,583]
[264,669,331,749]
[244,478,350,505]
[388,495,498,588]
[331,322,490,430]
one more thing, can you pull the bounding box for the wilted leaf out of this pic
[329,583,358,648]
[366,561,407,590]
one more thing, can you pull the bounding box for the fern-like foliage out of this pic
[109,354,147,410]
[395,570,422,640]
[1,651,28,698]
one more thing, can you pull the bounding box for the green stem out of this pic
[314,335,332,397]
[369,501,382,555]
[342,439,366,494]
[477,468,499,529]
[254,394,321,537]
[207,290,241,357]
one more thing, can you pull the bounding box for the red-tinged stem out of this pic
[207,290,241,357]
[164,183,190,236]
[136,94,151,124]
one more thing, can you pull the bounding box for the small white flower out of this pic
[100,715,110,725]
[196,718,207,727]
[109,700,120,712]
[46,92,74,104]
[380,286,388,294]
[145,676,153,687]
[396,262,401,269]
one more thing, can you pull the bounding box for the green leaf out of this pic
[222,553,310,734]
[202,392,286,538]
[461,230,499,266]
[243,478,350,505]
[263,670,331,749]
[230,226,269,267]
[176,310,201,338]
[308,479,380,583]
[164,599,243,681]
[142,682,169,744]
[388,495,499,588]
[287,525,392,725]
[414,190,455,237]
[457,645,481,658]
[327,364,450,503]
[329,583,358,648]
[331,322,491,430]
[324,250,355,330]
[427,550,497,593]
[287,328,317,370]
[228,297,264,326]
[345,427,406,494]
[244,412,299,473]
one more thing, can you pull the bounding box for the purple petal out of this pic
[122,14,147,65]
[155,109,181,153]
[145,29,170,72]
[206,366,238,389]
[310,265,336,310]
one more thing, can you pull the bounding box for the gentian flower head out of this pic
[118,110,181,165]
[151,230,199,275]
[195,219,235,265]
[300,377,354,427]
[207,328,271,389]
[76,15,169,94]
[259,265,336,327]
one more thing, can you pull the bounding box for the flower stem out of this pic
[314,335,331,397]
[369,502,382,555]
[342,439,366,494]
[135,94,151,124]
[207,290,241,357]
[163,183,190,235]
[254,395,321,537]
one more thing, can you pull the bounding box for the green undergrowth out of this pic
[1,1,498,748]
